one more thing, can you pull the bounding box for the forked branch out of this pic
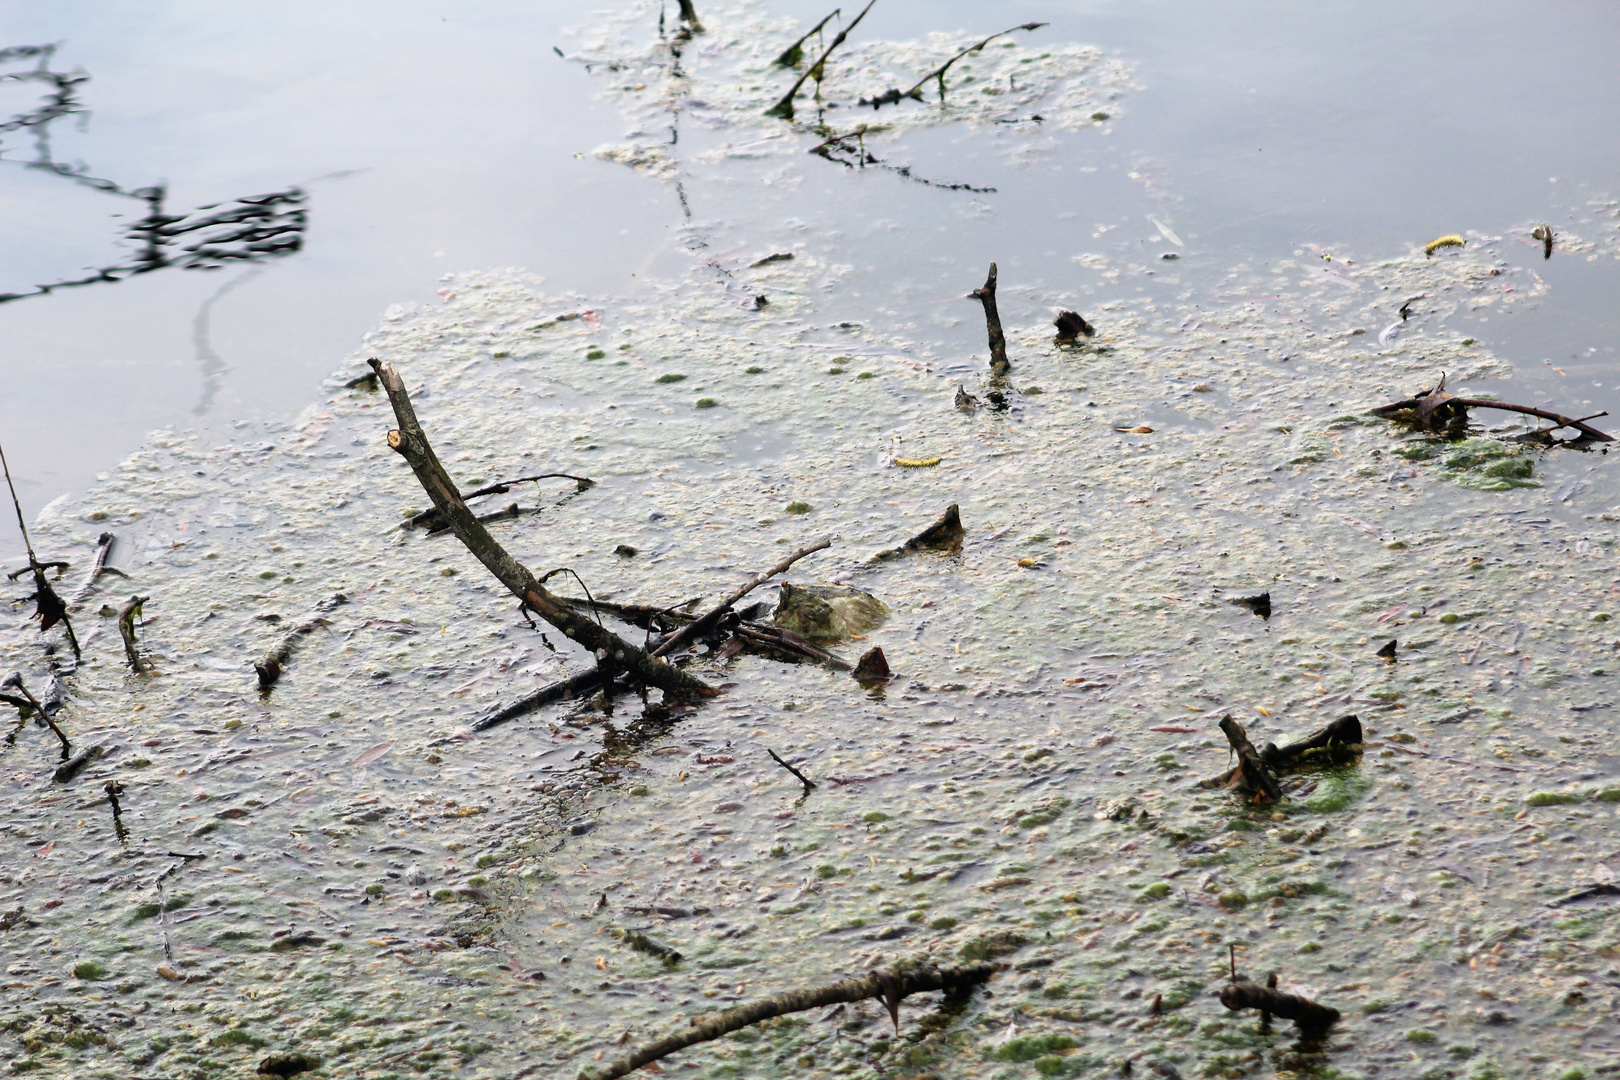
[368,359,712,699]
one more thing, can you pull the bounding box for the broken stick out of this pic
[405,473,593,531]
[369,359,711,699]
[651,538,831,658]
[1260,714,1362,768]
[580,961,994,1080]
[774,6,841,67]
[69,531,126,608]
[765,0,877,120]
[970,263,1009,374]
[1,439,80,658]
[767,747,817,793]
[1205,715,1282,804]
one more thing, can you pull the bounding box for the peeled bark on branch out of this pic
[368,359,711,699]
[581,961,995,1080]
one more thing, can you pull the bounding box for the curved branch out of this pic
[581,961,994,1080]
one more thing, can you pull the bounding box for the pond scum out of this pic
[6,5,1620,1080]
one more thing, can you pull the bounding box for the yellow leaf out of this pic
[894,455,942,468]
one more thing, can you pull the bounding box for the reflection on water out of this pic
[0,43,305,305]
[189,265,263,416]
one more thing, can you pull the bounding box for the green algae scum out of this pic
[5,3,1620,1080]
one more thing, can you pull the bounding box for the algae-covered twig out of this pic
[765,0,877,120]
[775,7,841,67]
[969,263,1010,375]
[406,473,594,531]
[53,743,102,783]
[767,747,817,793]
[255,616,333,690]
[369,358,712,700]
[580,961,995,1080]
[650,537,831,658]
[1372,379,1614,442]
[1,439,80,659]
[884,22,1047,107]
[118,594,149,673]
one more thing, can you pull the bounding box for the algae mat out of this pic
[5,13,1620,1080]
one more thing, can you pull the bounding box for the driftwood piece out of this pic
[652,538,831,658]
[1208,715,1282,803]
[869,503,965,563]
[1261,715,1362,767]
[1220,978,1340,1037]
[970,263,1010,374]
[118,595,148,673]
[764,0,876,120]
[580,961,995,1080]
[369,359,711,699]
[768,747,817,793]
[1373,379,1614,442]
[406,473,593,531]
[774,6,841,67]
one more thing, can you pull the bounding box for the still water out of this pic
[2,4,1620,1080]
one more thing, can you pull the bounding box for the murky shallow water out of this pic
[6,3,1620,1080]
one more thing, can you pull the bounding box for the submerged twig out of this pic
[581,960,994,1080]
[53,744,103,783]
[1,672,70,759]
[767,747,817,793]
[775,7,840,67]
[970,263,1010,375]
[865,22,1047,108]
[457,668,606,740]
[369,358,712,699]
[651,538,831,658]
[765,0,877,120]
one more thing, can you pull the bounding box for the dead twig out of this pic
[369,358,712,700]
[969,263,1010,375]
[652,538,831,658]
[580,960,994,1080]
[69,531,126,608]
[118,595,148,673]
[1,439,80,658]
[455,667,606,740]
[1,673,70,759]
[765,0,877,120]
[866,22,1047,108]
[775,7,840,67]
[768,747,817,793]
[406,473,594,531]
